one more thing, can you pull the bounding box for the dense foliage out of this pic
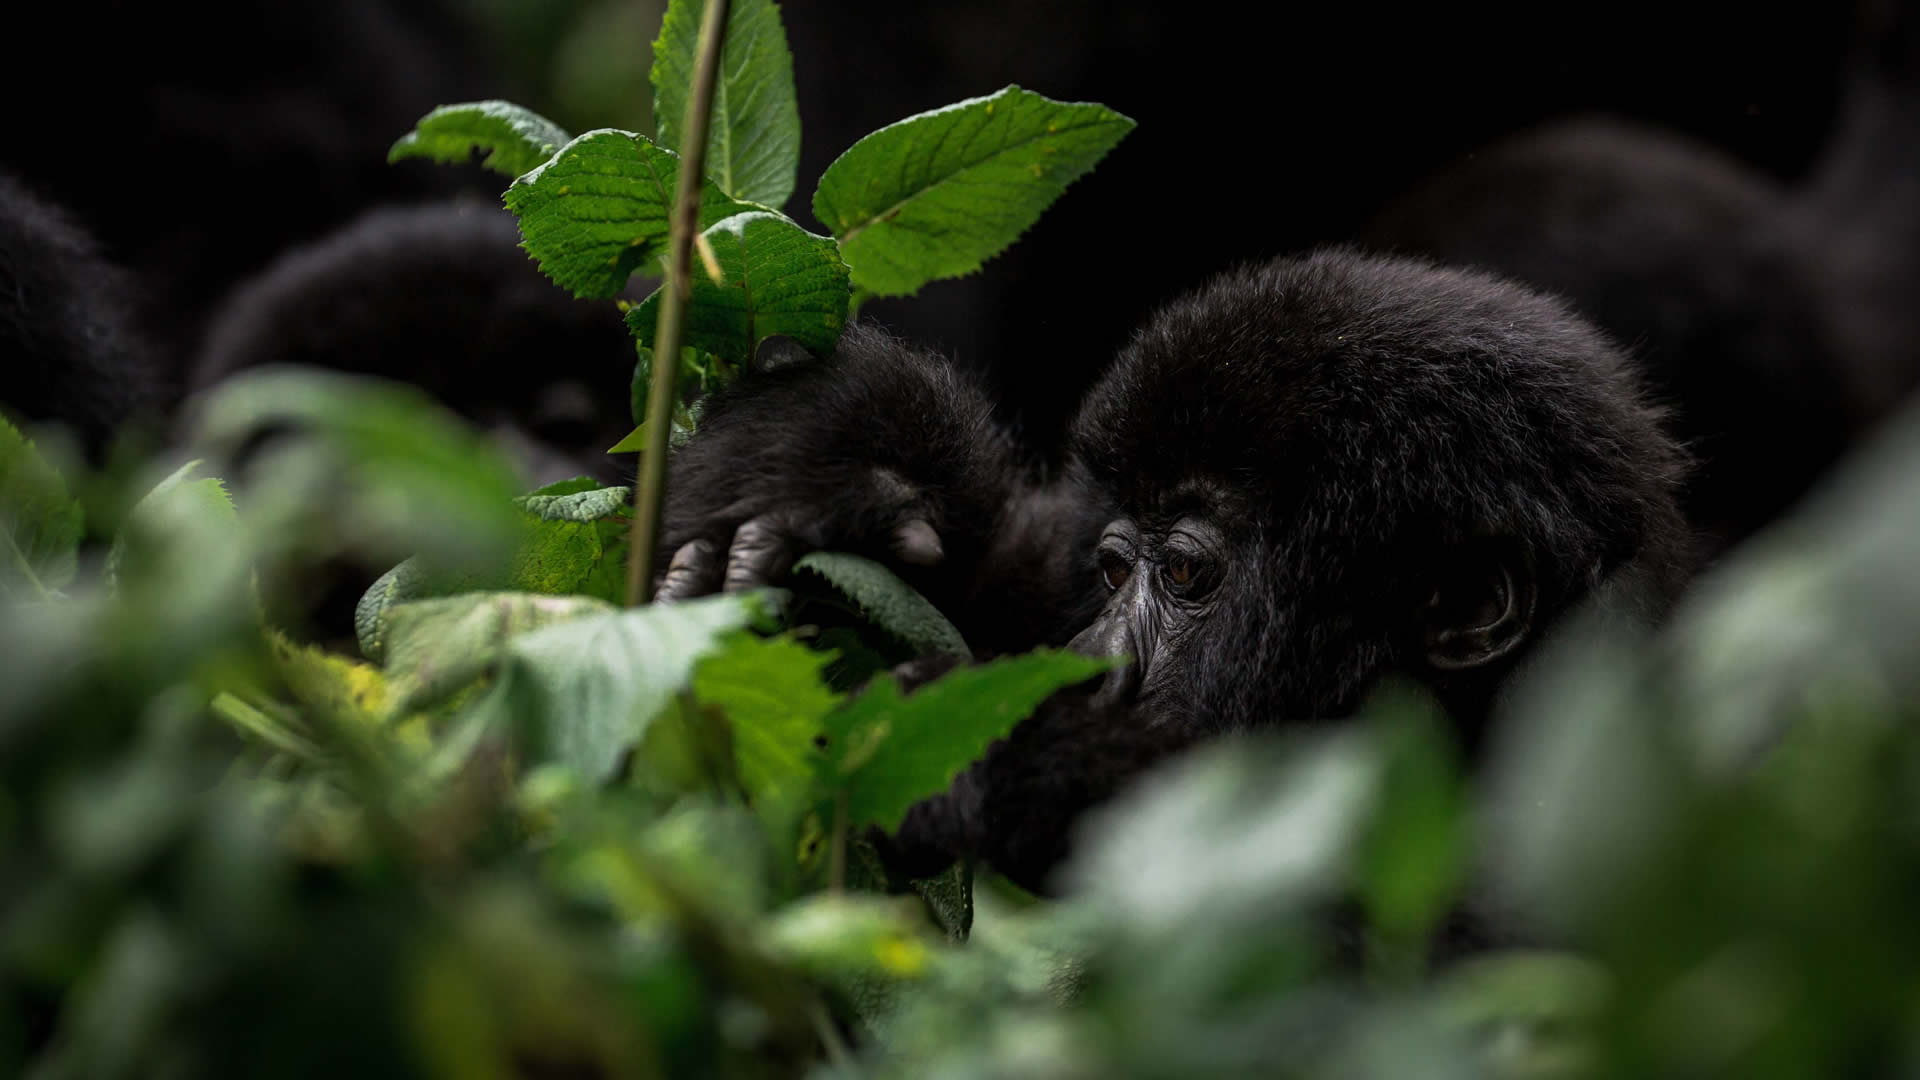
[7,1,1920,1077]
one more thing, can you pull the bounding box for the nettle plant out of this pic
[390,0,1134,602]
[367,0,1136,896]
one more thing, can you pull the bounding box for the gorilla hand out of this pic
[654,323,1017,604]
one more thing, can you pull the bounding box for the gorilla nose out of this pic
[1066,617,1142,706]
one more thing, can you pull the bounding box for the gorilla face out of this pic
[1072,511,1233,708]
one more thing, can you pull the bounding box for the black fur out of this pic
[663,250,1695,893]
[0,175,164,457]
[192,201,640,485]
[1,0,486,355]
[1366,5,1920,554]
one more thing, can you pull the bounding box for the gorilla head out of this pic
[1064,253,1693,743]
[656,250,1696,889]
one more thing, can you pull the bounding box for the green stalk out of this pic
[626,0,733,606]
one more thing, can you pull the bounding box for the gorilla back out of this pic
[659,250,1696,890]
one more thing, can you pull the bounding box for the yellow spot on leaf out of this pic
[1029,164,1045,178]
[877,938,928,977]
[559,185,570,195]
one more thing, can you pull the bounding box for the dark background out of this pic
[0,1,1864,442]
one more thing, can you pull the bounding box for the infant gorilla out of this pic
[657,250,1696,891]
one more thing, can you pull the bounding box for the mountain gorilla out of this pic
[656,250,1696,892]
[0,175,167,459]
[1365,0,1920,556]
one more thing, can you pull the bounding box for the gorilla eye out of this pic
[1099,551,1131,591]
[1161,544,1218,598]
[1167,553,1194,588]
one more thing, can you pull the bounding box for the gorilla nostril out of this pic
[1065,617,1142,704]
[1089,656,1142,706]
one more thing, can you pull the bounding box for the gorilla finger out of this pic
[724,517,796,592]
[656,538,722,601]
[890,518,945,567]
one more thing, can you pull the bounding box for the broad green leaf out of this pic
[0,417,82,599]
[189,369,523,574]
[624,212,849,366]
[503,129,756,298]
[652,0,801,207]
[389,100,572,179]
[812,86,1135,297]
[690,633,843,837]
[1430,951,1610,1076]
[519,482,632,523]
[762,893,935,981]
[793,551,967,657]
[104,459,211,589]
[354,483,634,659]
[818,649,1113,833]
[1357,693,1469,952]
[507,485,632,605]
[470,593,759,781]
[381,592,617,715]
[1064,731,1383,936]
[269,629,392,727]
[103,463,248,621]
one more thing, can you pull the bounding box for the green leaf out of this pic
[812,85,1135,297]
[762,893,935,981]
[624,212,849,367]
[1063,731,1384,936]
[690,634,843,837]
[389,100,572,179]
[503,129,756,298]
[0,417,83,599]
[381,592,618,715]
[189,369,524,575]
[519,483,632,523]
[652,0,801,207]
[1357,692,1469,954]
[819,649,1114,833]
[470,593,760,781]
[625,346,718,448]
[354,483,635,659]
[607,426,648,454]
[268,629,393,726]
[103,463,249,624]
[793,551,968,657]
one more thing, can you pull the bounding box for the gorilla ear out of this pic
[1421,540,1537,671]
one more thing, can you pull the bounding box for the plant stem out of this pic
[626,0,733,606]
[829,789,848,894]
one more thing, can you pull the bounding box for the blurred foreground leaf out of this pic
[471,593,760,781]
[0,416,82,598]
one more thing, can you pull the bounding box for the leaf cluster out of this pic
[390,0,1135,450]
